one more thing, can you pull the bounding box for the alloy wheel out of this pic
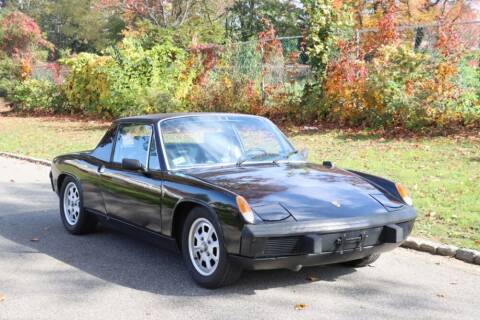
[188,217,220,276]
[63,182,80,225]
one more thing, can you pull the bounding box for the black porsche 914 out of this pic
[50,113,416,288]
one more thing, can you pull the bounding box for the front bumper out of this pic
[230,206,416,270]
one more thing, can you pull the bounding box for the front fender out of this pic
[163,173,244,254]
[347,170,406,204]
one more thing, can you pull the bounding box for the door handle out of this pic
[98,165,105,174]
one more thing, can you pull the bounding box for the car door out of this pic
[99,122,163,233]
[81,124,118,216]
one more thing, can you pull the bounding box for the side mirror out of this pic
[300,148,308,160]
[322,160,334,168]
[122,158,144,172]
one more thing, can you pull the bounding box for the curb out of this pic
[0,152,479,266]
[0,152,51,166]
[402,237,480,265]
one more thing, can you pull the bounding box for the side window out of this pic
[113,124,152,168]
[91,125,116,162]
[148,134,161,170]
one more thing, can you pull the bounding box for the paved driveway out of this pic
[0,156,479,320]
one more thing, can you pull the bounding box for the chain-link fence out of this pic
[31,62,68,85]
[32,20,480,96]
[199,36,311,104]
[208,20,480,99]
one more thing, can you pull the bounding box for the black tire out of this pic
[181,207,242,288]
[59,176,96,235]
[343,253,381,268]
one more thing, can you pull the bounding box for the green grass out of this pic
[0,116,108,159]
[1,115,479,249]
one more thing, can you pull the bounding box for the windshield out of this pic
[159,115,301,169]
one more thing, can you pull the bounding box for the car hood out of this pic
[184,163,404,222]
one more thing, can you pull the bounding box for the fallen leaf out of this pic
[437,294,445,298]
[475,240,480,245]
[0,294,5,302]
[294,303,307,310]
[10,179,14,183]
[306,276,320,282]
[450,282,457,285]
[30,238,39,242]
[426,211,437,219]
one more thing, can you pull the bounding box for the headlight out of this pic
[236,195,255,223]
[395,183,413,206]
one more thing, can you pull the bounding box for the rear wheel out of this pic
[59,177,96,234]
[343,253,381,268]
[181,207,242,288]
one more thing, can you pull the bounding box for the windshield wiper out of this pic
[237,150,299,167]
[272,150,298,165]
[284,150,299,159]
[236,155,253,167]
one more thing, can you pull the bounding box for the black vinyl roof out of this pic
[115,112,255,123]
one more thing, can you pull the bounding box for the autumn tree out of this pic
[225,0,304,41]
[5,0,124,53]
[97,0,227,46]
[0,11,52,59]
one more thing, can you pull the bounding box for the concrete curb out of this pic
[0,152,51,166]
[402,237,480,265]
[1,152,479,266]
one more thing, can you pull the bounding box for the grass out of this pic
[0,116,108,159]
[0,115,479,249]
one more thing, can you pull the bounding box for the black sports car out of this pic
[50,113,416,288]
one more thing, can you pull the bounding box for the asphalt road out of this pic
[0,156,479,320]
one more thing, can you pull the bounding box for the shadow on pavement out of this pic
[0,182,360,296]
[0,180,458,319]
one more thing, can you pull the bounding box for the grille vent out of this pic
[263,236,305,256]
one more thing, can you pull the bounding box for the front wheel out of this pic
[181,207,242,288]
[59,177,96,234]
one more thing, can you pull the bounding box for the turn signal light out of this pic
[236,196,255,224]
[395,183,413,206]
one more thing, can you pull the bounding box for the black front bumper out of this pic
[230,206,416,270]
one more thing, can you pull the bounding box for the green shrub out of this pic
[62,36,196,117]
[0,54,19,97]
[9,79,63,112]
[312,43,480,130]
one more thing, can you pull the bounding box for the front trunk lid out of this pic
[185,163,402,222]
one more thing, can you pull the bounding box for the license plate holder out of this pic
[335,230,369,254]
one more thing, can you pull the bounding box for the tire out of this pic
[343,253,381,268]
[181,207,242,288]
[59,176,96,235]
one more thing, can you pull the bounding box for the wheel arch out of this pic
[171,199,218,250]
[57,172,78,194]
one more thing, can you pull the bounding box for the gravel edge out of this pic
[1,152,479,266]
[0,152,51,166]
[402,237,480,265]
